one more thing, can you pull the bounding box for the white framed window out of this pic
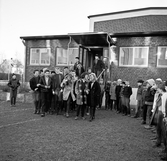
[56,47,79,66]
[119,47,149,67]
[30,48,50,66]
[157,46,167,68]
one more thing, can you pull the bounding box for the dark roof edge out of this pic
[109,31,167,37]
[88,7,167,19]
[20,35,69,40]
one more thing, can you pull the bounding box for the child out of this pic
[7,74,20,106]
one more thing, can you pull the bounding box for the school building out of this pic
[20,7,167,105]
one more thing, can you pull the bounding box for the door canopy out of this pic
[68,32,114,48]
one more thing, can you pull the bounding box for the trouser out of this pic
[142,104,152,123]
[135,100,143,117]
[116,96,121,112]
[41,92,51,114]
[156,111,166,147]
[105,92,110,109]
[51,94,62,114]
[32,91,39,112]
[63,94,72,115]
[90,105,96,119]
[38,92,42,113]
[10,89,17,105]
[76,104,86,117]
[110,100,116,110]
[122,97,130,115]
[99,91,104,108]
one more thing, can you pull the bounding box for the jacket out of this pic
[29,76,40,91]
[39,76,52,93]
[8,78,20,90]
[75,79,89,105]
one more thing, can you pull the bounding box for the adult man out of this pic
[51,67,64,115]
[73,57,84,77]
[29,70,40,114]
[39,70,52,117]
[93,55,105,78]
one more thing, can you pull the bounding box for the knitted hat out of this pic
[156,78,162,83]
[146,79,155,87]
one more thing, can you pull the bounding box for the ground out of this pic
[0,101,163,161]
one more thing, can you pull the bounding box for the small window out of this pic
[119,47,149,67]
[157,46,167,68]
[30,48,50,66]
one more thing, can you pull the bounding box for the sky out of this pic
[0,0,167,64]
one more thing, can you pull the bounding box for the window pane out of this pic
[158,47,167,66]
[68,48,78,65]
[134,48,148,65]
[120,48,133,65]
[40,48,50,65]
[56,48,68,66]
[30,49,40,65]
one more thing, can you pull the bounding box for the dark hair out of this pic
[81,72,88,79]
[137,80,144,84]
[64,66,68,69]
[39,69,43,73]
[33,69,39,74]
[44,70,50,73]
[159,83,166,92]
[51,71,55,74]
[165,81,167,86]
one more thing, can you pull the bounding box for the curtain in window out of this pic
[122,48,133,65]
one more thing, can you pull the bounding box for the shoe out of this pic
[82,117,86,120]
[86,113,89,116]
[153,142,161,148]
[75,116,78,120]
[37,111,40,114]
[89,119,92,122]
[141,120,146,124]
[127,114,131,117]
[34,111,37,114]
[144,125,152,129]
[150,136,157,140]
[66,114,69,118]
[132,115,138,118]
[41,113,45,117]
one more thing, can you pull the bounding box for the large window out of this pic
[157,46,167,68]
[56,48,78,66]
[119,47,149,67]
[30,48,50,66]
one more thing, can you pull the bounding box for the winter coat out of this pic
[115,85,122,98]
[62,79,76,101]
[29,76,40,91]
[8,78,20,91]
[75,79,89,105]
[144,86,156,105]
[123,86,132,98]
[39,76,52,93]
[88,81,101,107]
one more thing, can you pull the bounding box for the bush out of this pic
[0,73,21,80]
[0,85,10,92]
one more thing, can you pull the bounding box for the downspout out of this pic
[21,39,26,87]
[67,36,72,67]
[106,34,111,80]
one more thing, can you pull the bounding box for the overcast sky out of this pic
[0,0,167,63]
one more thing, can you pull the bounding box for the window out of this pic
[119,47,149,67]
[30,48,50,65]
[56,48,78,66]
[157,46,167,68]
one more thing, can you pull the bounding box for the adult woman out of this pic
[88,73,101,122]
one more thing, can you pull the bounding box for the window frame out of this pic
[30,48,51,66]
[157,46,167,68]
[119,46,149,67]
[56,47,79,66]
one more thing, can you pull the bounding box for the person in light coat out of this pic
[61,73,76,117]
[110,81,117,110]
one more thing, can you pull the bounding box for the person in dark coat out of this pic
[7,73,20,106]
[74,57,84,77]
[93,55,105,78]
[115,79,122,113]
[29,70,41,114]
[39,70,52,117]
[88,73,101,122]
[51,67,64,115]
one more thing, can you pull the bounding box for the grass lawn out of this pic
[0,101,163,161]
